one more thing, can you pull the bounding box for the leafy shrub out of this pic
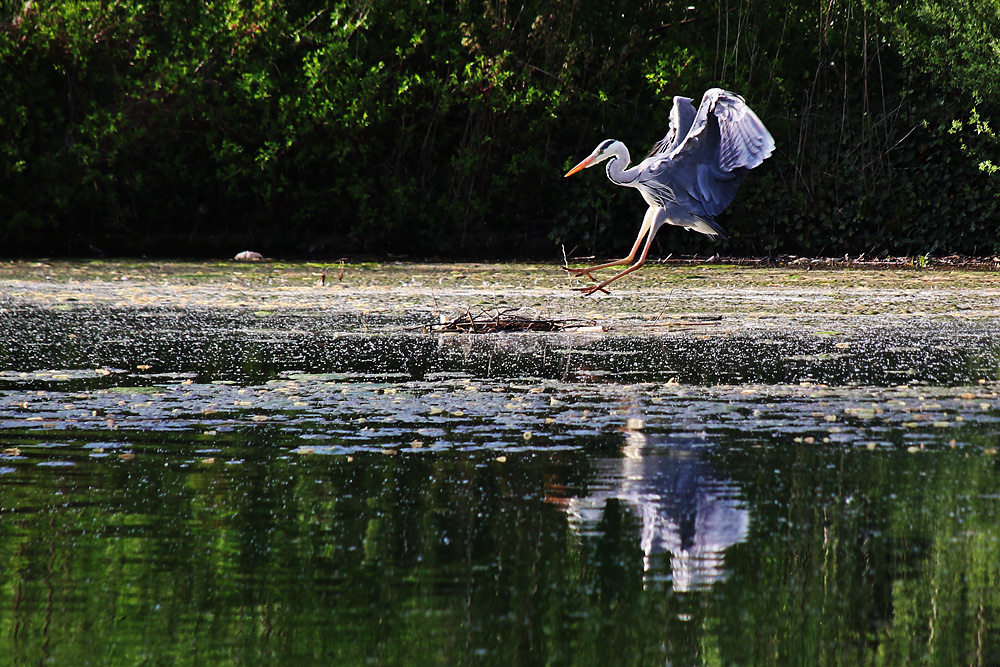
[0,0,996,257]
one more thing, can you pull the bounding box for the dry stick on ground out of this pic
[410,307,724,334]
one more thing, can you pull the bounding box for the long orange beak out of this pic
[564,156,594,178]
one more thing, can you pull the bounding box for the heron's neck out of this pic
[605,144,640,185]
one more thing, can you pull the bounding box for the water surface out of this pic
[2,304,999,665]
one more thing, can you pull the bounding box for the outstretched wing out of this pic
[674,88,774,169]
[647,96,697,158]
[652,89,775,219]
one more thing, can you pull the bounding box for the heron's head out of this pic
[564,139,623,177]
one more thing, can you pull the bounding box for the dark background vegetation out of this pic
[1,0,998,259]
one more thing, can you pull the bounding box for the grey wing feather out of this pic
[647,96,697,157]
[670,88,774,168]
[665,88,775,218]
[713,92,775,170]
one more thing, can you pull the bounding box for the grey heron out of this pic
[563,88,774,295]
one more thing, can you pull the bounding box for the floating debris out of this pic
[427,307,601,333]
[636,315,723,329]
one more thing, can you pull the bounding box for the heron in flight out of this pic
[563,88,774,295]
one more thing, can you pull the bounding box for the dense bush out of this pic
[1,0,997,258]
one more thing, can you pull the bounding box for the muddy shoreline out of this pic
[3,259,1000,333]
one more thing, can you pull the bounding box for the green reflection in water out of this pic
[1,306,1000,664]
[2,429,999,665]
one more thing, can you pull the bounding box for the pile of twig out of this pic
[430,307,599,333]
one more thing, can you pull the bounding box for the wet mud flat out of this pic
[5,257,1000,322]
[3,259,1000,449]
[2,259,1000,664]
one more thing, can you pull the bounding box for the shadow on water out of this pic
[2,305,1000,663]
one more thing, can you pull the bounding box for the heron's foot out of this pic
[562,266,600,282]
[572,283,611,296]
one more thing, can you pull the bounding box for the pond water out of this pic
[2,304,1000,664]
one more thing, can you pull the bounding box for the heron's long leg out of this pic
[564,207,656,281]
[576,210,666,296]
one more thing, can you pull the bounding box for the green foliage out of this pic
[0,0,998,256]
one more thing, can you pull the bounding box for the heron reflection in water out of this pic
[560,429,750,592]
